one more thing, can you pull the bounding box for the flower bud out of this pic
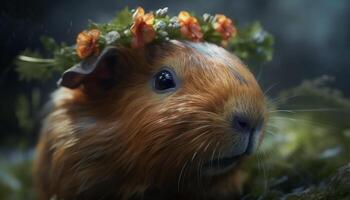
[159,30,168,37]
[155,21,166,30]
[203,13,211,22]
[155,7,168,17]
[105,31,120,45]
[170,16,178,23]
[123,29,131,36]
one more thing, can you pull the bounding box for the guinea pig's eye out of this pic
[152,68,178,93]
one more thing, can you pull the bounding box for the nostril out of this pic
[232,116,251,132]
[237,120,249,130]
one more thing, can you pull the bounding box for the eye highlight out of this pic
[152,68,178,93]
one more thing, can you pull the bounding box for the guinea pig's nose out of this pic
[232,115,252,133]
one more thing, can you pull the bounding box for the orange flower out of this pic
[76,29,101,59]
[178,11,203,42]
[214,14,236,40]
[130,7,156,48]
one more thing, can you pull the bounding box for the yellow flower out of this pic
[214,14,237,41]
[178,11,203,42]
[76,29,101,59]
[130,7,156,48]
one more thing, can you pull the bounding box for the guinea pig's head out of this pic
[59,40,267,192]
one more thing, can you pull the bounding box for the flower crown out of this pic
[77,6,236,59]
[16,7,273,81]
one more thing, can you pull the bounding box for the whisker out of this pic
[177,160,188,192]
[256,151,261,174]
[197,158,202,186]
[190,130,211,144]
[261,150,269,193]
[266,123,280,129]
[191,151,198,162]
[269,108,341,113]
[263,82,279,96]
[265,130,277,136]
[210,142,219,169]
[203,141,212,153]
[256,63,265,82]
[269,115,337,129]
[193,141,205,162]
[269,110,296,114]
[192,141,205,184]
[170,128,211,143]
[267,94,300,106]
[217,152,222,169]
[217,143,223,168]
[197,141,212,185]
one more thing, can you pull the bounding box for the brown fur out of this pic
[34,41,267,200]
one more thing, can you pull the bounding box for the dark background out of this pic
[1,0,350,146]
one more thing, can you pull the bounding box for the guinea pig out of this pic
[34,40,267,200]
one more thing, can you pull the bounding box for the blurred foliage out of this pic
[12,87,43,149]
[229,22,274,63]
[243,76,350,199]
[0,151,35,200]
[88,7,133,33]
[15,89,41,135]
[15,36,78,81]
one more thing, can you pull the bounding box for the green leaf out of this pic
[111,7,133,30]
[15,37,78,81]
[229,22,274,63]
[15,51,56,81]
[40,36,59,53]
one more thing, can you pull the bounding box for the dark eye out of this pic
[153,68,178,93]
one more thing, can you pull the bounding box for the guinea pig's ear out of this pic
[57,47,119,90]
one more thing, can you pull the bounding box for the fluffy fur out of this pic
[34,41,267,200]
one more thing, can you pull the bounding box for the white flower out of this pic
[253,31,267,43]
[155,21,167,30]
[105,31,120,45]
[162,7,169,13]
[168,17,180,29]
[170,16,178,23]
[169,22,180,29]
[203,13,214,23]
[155,7,168,17]
[203,13,210,22]
[159,30,168,37]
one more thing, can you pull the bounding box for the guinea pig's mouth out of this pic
[202,155,242,175]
